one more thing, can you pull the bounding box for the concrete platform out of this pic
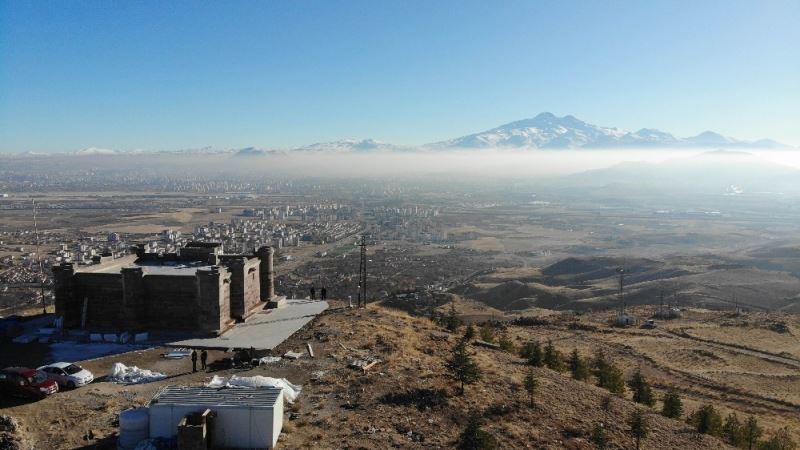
[168,299,328,351]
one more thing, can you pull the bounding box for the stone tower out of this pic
[256,246,275,301]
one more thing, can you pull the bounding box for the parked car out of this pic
[38,362,94,389]
[0,367,59,399]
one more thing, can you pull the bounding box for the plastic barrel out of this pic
[118,407,150,450]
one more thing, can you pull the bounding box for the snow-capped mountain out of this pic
[2,114,789,156]
[293,139,409,153]
[73,147,120,156]
[429,113,787,149]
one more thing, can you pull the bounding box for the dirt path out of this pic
[663,328,800,369]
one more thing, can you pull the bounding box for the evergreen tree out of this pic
[445,303,463,332]
[593,351,624,394]
[523,370,538,407]
[446,339,481,395]
[600,394,614,412]
[758,427,796,450]
[519,341,535,359]
[590,423,608,450]
[687,404,723,436]
[457,414,497,450]
[604,363,625,394]
[479,323,495,343]
[568,348,590,381]
[628,410,649,450]
[543,339,564,371]
[743,416,763,450]
[463,324,476,341]
[498,331,514,353]
[526,341,544,367]
[627,368,655,407]
[722,413,744,447]
[661,390,683,419]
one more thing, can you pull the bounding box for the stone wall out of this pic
[142,275,198,330]
[195,266,232,334]
[72,273,124,330]
[242,259,261,314]
[53,263,78,327]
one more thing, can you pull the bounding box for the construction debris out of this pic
[471,340,501,350]
[257,356,282,365]
[349,357,380,372]
[161,348,192,359]
[283,351,304,360]
[306,343,315,358]
[108,362,166,384]
[206,375,302,402]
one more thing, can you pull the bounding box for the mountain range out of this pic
[3,113,791,156]
[429,112,787,150]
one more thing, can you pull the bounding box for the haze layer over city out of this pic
[1,2,799,450]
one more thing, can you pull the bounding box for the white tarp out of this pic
[108,362,166,384]
[206,375,301,403]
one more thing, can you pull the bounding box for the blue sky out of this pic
[1,0,798,152]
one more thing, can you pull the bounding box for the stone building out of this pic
[53,242,276,335]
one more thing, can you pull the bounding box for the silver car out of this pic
[38,362,94,389]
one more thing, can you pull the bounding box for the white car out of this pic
[37,362,94,389]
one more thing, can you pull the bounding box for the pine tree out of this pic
[479,323,495,343]
[687,404,722,436]
[457,414,497,450]
[543,339,564,371]
[523,370,538,407]
[628,368,655,407]
[661,390,683,419]
[445,302,462,332]
[722,413,744,447]
[568,348,590,381]
[446,339,481,395]
[628,410,649,450]
[593,351,624,394]
[743,416,763,450]
[519,341,535,359]
[463,324,476,341]
[498,331,514,353]
[590,423,608,450]
[526,341,544,367]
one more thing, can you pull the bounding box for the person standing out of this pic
[191,349,198,373]
[200,349,208,370]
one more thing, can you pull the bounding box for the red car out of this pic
[0,367,59,399]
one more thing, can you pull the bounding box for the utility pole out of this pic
[357,235,367,308]
[617,267,625,315]
[33,200,47,314]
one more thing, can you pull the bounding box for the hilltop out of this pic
[0,301,749,449]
